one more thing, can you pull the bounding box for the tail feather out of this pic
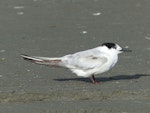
[21,54,63,66]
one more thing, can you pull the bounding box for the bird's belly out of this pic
[70,63,114,78]
[70,56,118,77]
[94,65,110,75]
[94,59,117,75]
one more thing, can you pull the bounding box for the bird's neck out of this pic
[96,46,118,58]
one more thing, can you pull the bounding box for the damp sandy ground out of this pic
[0,0,150,113]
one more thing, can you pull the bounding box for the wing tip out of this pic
[20,54,33,62]
[20,54,30,60]
[20,54,44,63]
[20,54,28,58]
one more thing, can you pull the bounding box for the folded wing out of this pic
[63,49,108,70]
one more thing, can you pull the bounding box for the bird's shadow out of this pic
[54,74,150,83]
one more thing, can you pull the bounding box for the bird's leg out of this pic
[90,75,99,84]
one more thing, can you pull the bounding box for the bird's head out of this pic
[101,42,132,54]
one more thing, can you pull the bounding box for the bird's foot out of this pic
[93,81,101,84]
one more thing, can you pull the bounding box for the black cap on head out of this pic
[102,42,116,49]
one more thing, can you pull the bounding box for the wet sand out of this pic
[0,0,150,113]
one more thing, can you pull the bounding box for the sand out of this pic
[0,0,149,113]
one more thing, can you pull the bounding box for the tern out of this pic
[21,42,131,84]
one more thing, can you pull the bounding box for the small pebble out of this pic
[27,69,30,72]
[115,81,120,84]
[0,50,5,52]
[145,36,150,40]
[92,12,101,16]
[14,6,24,9]
[125,46,129,48]
[81,31,87,34]
[17,12,24,15]
[0,58,5,61]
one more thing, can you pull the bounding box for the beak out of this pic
[120,48,132,52]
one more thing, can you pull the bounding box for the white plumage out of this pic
[21,42,131,84]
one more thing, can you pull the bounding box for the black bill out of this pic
[121,48,132,52]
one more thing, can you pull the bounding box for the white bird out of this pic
[21,42,131,84]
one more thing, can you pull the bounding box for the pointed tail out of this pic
[21,54,63,67]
